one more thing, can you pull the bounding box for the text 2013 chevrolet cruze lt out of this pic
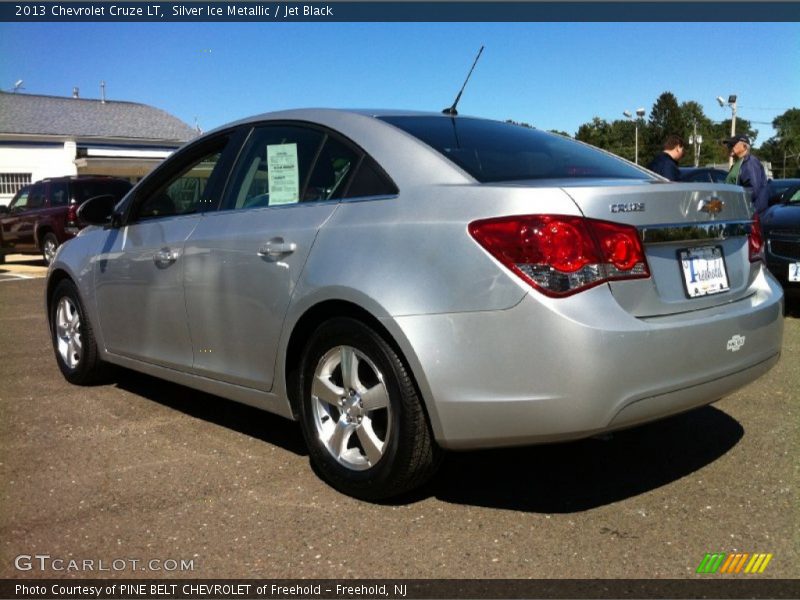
[46,109,784,499]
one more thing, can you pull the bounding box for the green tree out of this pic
[759,108,800,177]
[646,92,686,161]
[680,101,716,167]
[575,117,612,149]
[709,118,758,166]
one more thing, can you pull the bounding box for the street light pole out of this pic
[623,108,646,165]
[717,94,738,167]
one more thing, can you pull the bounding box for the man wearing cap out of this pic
[725,134,770,214]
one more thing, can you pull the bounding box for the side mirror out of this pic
[77,194,117,226]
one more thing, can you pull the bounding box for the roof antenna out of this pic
[442,46,484,116]
[12,80,24,93]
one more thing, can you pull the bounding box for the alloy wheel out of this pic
[310,345,392,471]
[43,237,58,264]
[55,296,82,369]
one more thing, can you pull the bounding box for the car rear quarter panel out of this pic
[285,184,583,438]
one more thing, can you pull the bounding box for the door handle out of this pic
[153,247,179,268]
[258,239,297,257]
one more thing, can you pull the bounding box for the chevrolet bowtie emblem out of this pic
[700,198,725,214]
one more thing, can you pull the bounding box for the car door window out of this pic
[224,125,327,211]
[14,183,43,211]
[9,187,30,211]
[131,134,236,222]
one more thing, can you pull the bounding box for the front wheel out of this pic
[50,279,105,384]
[298,318,440,500]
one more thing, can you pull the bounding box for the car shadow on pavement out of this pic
[112,367,308,457]
[110,367,742,510]
[424,405,743,513]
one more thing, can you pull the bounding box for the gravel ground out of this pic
[0,274,797,583]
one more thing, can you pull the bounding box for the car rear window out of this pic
[378,116,649,183]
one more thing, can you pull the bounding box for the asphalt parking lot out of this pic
[0,256,797,581]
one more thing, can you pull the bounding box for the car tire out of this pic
[42,232,59,265]
[50,279,105,385]
[298,317,441,500]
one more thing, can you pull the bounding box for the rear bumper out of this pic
[393,269,784,450]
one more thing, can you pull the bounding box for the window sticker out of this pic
[267,143,299,205]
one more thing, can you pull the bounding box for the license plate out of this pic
[679,246,730,298]
[790,263,800,282]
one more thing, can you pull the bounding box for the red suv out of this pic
[0,176,132,265]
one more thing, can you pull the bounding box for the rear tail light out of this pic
[66,203,78,226]
[748,214,764,263]
[469,215,650,297]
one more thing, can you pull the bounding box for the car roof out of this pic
[238,107,460,121]
[213,108,488,134]
[199,108,484,188]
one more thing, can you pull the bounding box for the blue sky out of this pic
[1,21,797,143]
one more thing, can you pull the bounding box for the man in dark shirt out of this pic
[647,135,685,180]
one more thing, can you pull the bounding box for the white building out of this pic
[0,91,198,205]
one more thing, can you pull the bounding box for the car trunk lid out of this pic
[561,182,757,317]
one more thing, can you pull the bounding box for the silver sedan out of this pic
[47,109,784,500]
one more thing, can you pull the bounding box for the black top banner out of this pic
[3,1,800,22]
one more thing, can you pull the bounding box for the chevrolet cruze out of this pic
[47,109,784,499]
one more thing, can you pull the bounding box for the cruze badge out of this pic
[700,198,725,215]
[610,202,645,213]
[726,334,746,352]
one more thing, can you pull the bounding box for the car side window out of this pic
[305,136,360,202]
[16,183,44,211]
[342,156,398,198]
[681,171,704,183]
[50,180,69,206]
[711,171,727,184]
[133,137,231,222]
[9,187,30,211]
[223,125,327,211]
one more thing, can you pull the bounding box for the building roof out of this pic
[0,91,198,143]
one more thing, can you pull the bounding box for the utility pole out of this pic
[688,121,703,168]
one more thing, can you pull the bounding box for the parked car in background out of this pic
[767,178,800,207]
[678,167,728,183]
[762,181,800,295]
[0,175,132,264]
[47,109,784,500]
